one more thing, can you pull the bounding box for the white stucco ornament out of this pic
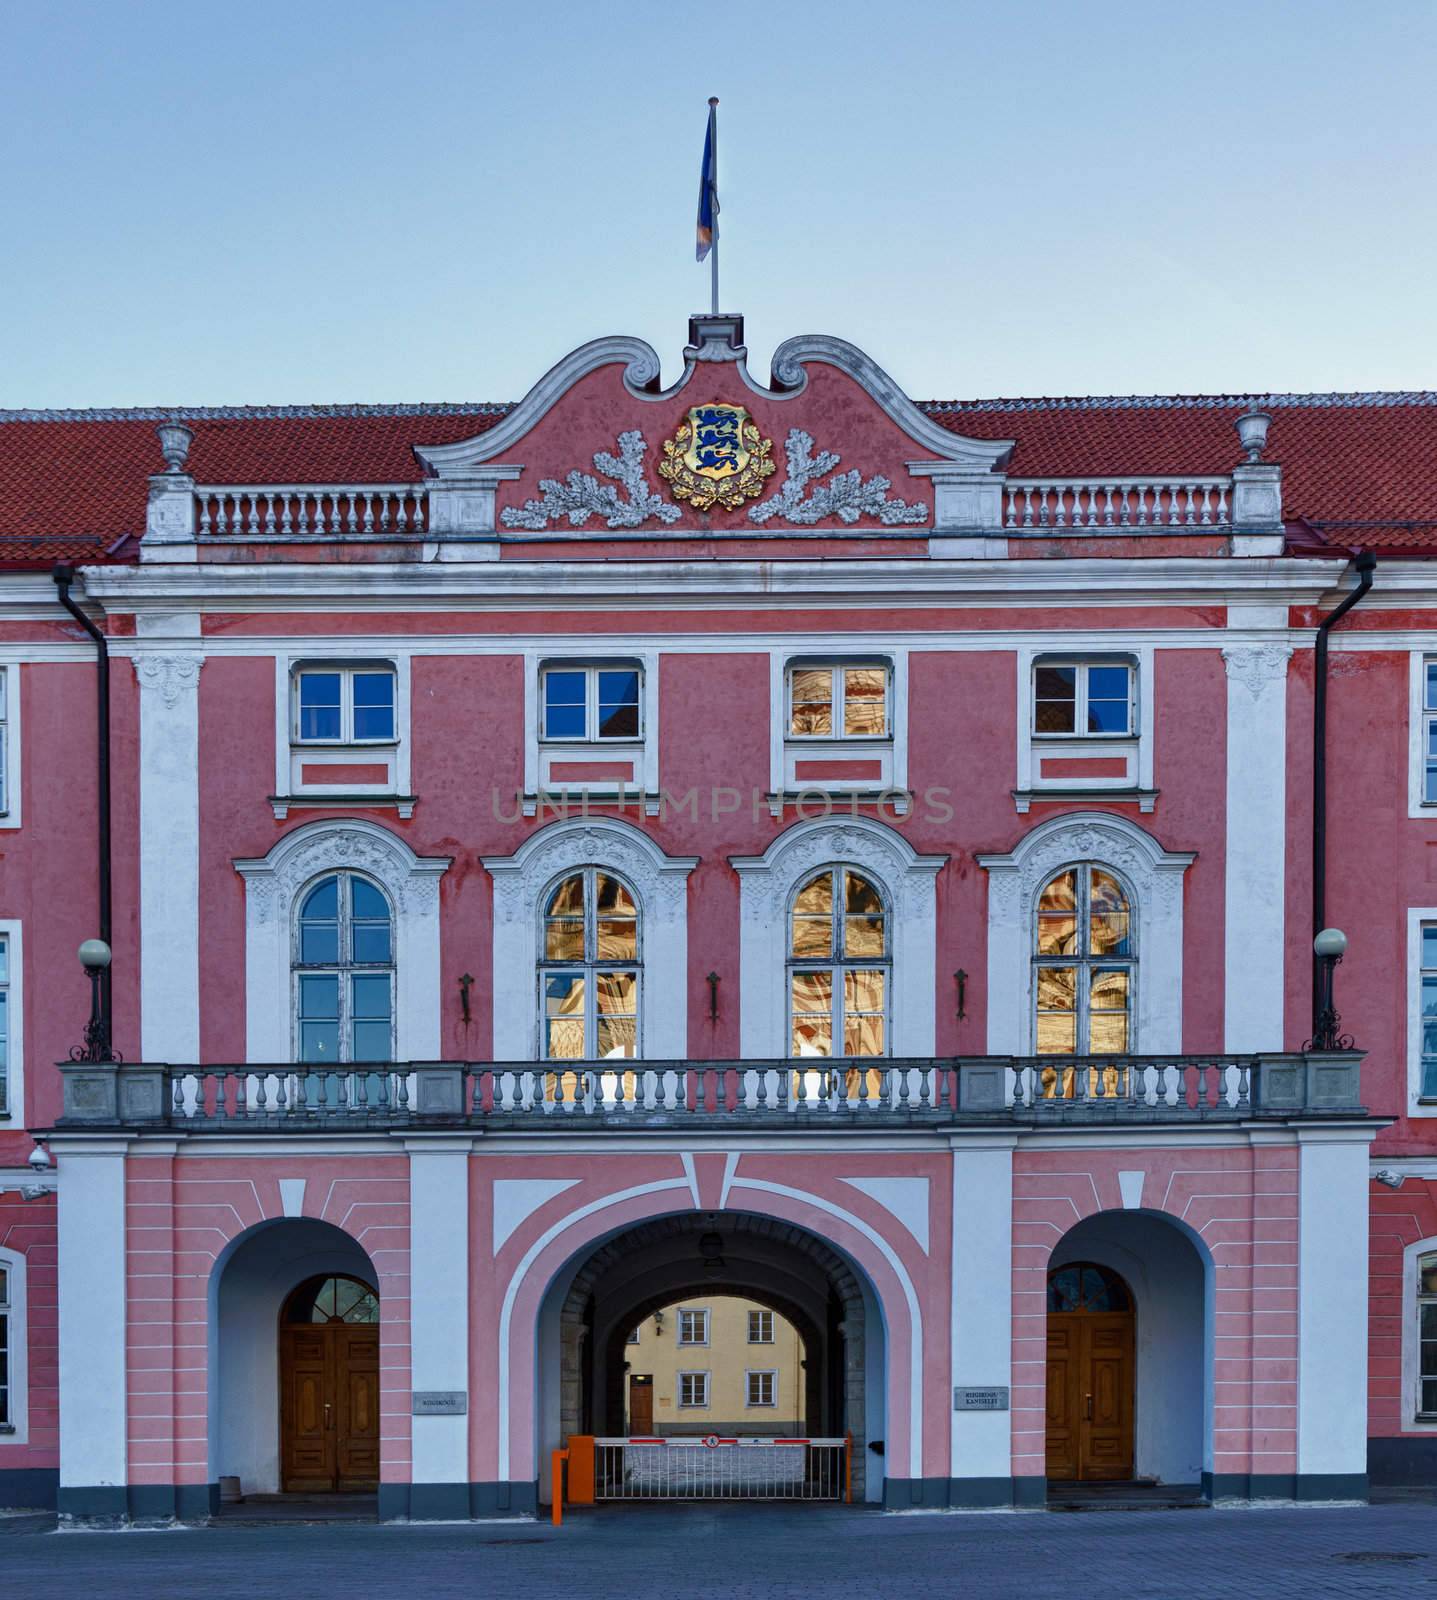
[499,430,681,531]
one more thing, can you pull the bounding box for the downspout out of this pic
[51,563,112,1046]
[1312,547,1376,1035]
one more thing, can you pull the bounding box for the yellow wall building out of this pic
[623,1296,805,1436]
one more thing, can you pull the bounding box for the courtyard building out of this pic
[0,313,1431,1519]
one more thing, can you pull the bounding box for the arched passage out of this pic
[535,1210,887,1503]
[208,1217,378,1497]
[1046,1209,1212,1490]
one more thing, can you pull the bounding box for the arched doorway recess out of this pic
[540,1211,883,1501]
[209,1218,380,1497]
[1045,1211,1210,1490]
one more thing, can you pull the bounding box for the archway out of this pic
[537,1210,885,1502]
[1046,1211,1210,1491]
[208,1218,378,1497]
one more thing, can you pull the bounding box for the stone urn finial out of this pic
[1236,404,1272,464]
[156,420,193,475]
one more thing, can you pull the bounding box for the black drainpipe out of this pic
[1312,547,1376,1036]
[52,563,112,1043]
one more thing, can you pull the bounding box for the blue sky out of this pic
[3,0,1435,406]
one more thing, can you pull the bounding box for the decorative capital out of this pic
[134,653,203,707]
[1222,643,1293,701]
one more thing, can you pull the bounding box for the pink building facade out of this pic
[0,314,1428,1521]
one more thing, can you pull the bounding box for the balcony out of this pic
[56,1052,1366,1133]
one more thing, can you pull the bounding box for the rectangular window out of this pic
[627,1326,641,1345]
[678,1371,710,1409]
[678,1308,709,1346]
[748,1309,774,1344]
[746,1370,777,1409]
[1034,661,1133,737]
[541,665,641,741]
[0,666,8,815]
[294,665,396,744]
[1424,662,1437,804]
[788,664,889,739]
[0,935,9,1118]
[1422,925,1437,1100]
[0,1262,8,1428]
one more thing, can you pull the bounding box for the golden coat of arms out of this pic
[658,403,775,511]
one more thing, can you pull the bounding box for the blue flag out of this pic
[696,101,718,262]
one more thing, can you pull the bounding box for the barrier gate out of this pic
[555,1435,851,1516]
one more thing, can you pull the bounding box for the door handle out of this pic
[323,1402,333,1431]
[1084,1394,1093,1421]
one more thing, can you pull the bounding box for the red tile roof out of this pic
[0,392,1433,564]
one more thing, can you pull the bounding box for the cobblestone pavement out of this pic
[5,1503,1437,1598]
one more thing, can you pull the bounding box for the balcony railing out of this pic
[194,484,429,538]
[1004,477,1232,531]
[57,1052,1365,1132]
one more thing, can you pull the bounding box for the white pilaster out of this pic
[407,1139,472,1486]
[135,640,204,1062]
[56,1137,131,1494]
[1297,1128,1375,1485]
[949,1137,1015,1485]
[1222,644,1292,1050]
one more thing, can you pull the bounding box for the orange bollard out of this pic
[566,1435,596,1505]
[551,1447,568,1525]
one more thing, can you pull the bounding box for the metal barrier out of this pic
[592,1436,850,1501]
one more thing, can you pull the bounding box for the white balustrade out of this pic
[195,485,429,537]
[1004,477,1231,530]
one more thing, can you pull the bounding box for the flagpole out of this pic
[709,97,720,315]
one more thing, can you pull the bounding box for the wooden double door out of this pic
[1045,1264,1135,1482]
[280,1277,380,1492]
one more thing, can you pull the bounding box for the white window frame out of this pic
[733,817,943,1057]
[745,1369,778,1409]
[1031,657,1136,740]
[678,1371,710,1409]
[522,649,659,813]
[291,662,399,746]
[677,1307,709,1347]
[291,870,397,1065]
[1015,645,1154,810]
[0,1247,28,1442]
[1408,654,1437,817]
[0,923,23,1128]
[236,820,449,1065]
[785,661,891,741]
[1032,864,1137,1057]
[1403,1235,1437,1430]
[748,1309,774,1344]
[273,653,412,816]
[978,814,1192,1056]
[484,817,696,1060]
[787,865,891,1059]
[0,665,21,829]
[768,647,909,806]
[537,865,642,1061]
[539,662,644,744]
[1405,909,1437,1119]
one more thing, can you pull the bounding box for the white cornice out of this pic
[73,556,1352,614]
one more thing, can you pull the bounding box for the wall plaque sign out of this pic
[412,1390,467,1416]
[953,1386,1010,1412]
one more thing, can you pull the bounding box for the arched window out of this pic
[293,872,394,1063]
[540,868,640,1059]
[788,867,888,1058]
[284,1274,380,1324]
[1034,865,1133,1056]
[1419,1252,1437,1420]
[1046,1262,1132,1314]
